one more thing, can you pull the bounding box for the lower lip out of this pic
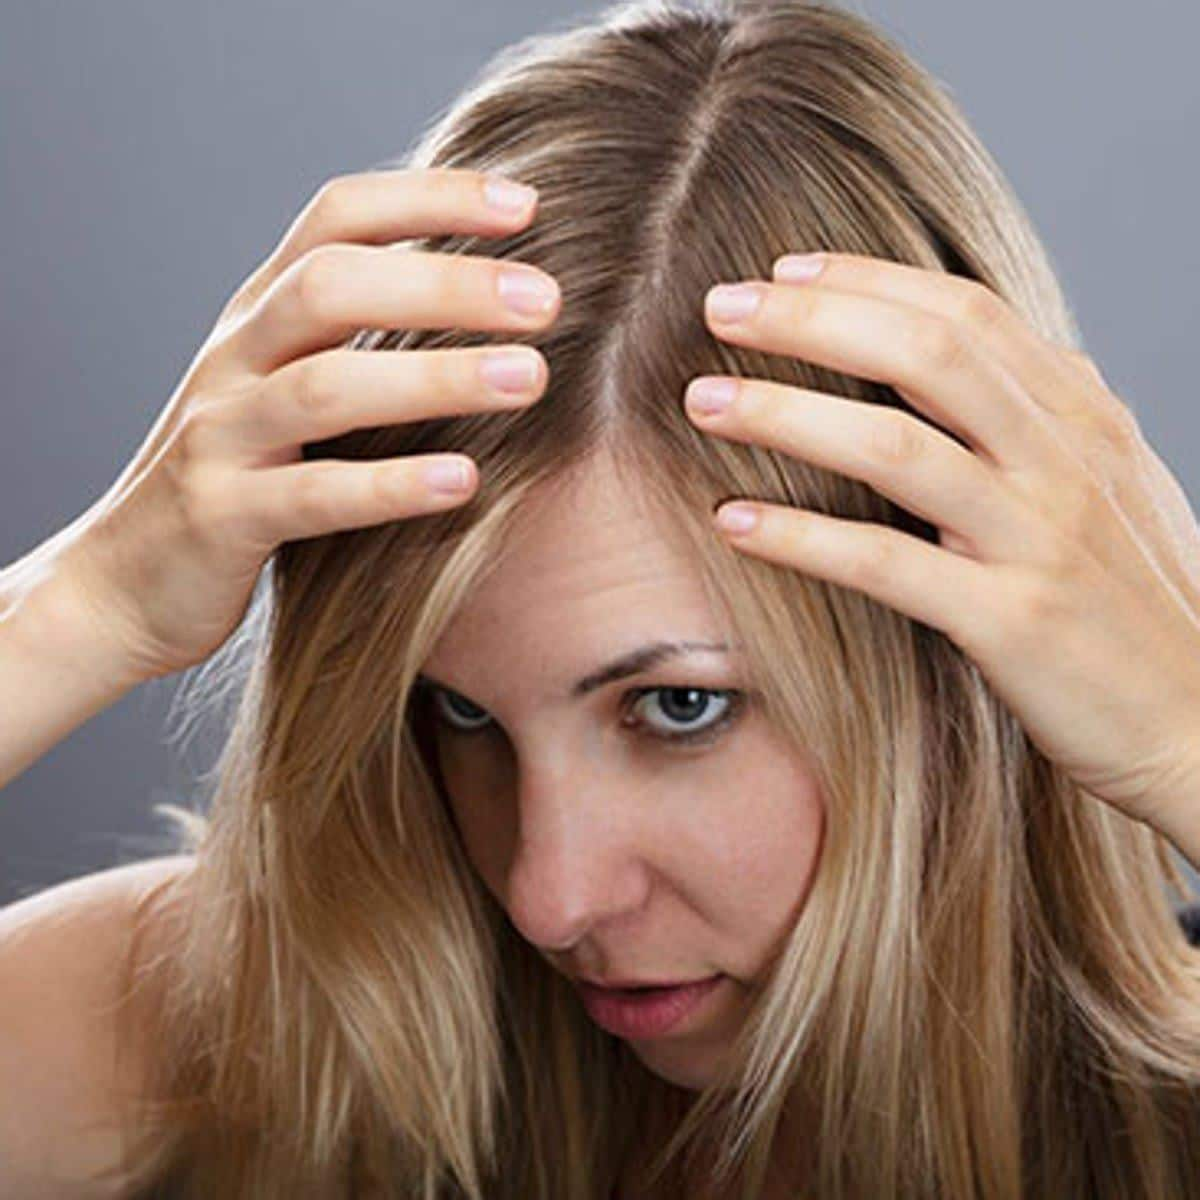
[577,974,724,1039]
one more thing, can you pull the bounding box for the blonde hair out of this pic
[100,1,1200,1196]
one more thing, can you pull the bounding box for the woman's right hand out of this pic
[45,167,560,683]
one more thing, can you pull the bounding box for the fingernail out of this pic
[686,377,737,416]
[498,268,558,316]
[484,175,537,213]
[773,253,825,283]
[480,349,540,394]
[707,283,763,323]
[715,504,759,534]
[425,458,473,493]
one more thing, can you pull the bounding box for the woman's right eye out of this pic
[424,685,494,733]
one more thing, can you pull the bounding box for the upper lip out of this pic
[576,974,717,990]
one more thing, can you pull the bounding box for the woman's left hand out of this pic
[688,252,1200,845]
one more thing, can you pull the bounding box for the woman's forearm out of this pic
[0,544,147,793]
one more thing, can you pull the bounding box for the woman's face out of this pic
[419,457,825,1089]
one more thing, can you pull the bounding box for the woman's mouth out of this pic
[575,974,725,1038]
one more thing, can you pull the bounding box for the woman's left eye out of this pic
[622,686,745,745]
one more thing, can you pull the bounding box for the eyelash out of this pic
[416,683,746,747]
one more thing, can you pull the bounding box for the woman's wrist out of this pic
[0,544,148,793]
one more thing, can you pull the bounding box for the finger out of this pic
[1060,347,1124,422]
[219,452,479,549]
[712,500,988,651]
[232,167,540,315]
[771,252,1100,427]
[705,278,1063,476]
[686,376,1026,560]
[203,345,546,460]
[229,244,561,375]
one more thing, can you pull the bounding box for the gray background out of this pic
[3,0,1198,906]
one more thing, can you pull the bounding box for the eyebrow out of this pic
[417,640,732,704]
[568,640,732,699]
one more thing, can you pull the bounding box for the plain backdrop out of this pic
[3,0,1199,906]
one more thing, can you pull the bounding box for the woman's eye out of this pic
[426,687,492,733]
[418,683,744,747]
[622,687,743,744]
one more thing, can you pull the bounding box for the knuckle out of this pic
[1031,463,1097,544]
[418,166,459,201]
[850,529,899,592]
[173,463,224,540]
[397,349,451,409]
[1010,570,1063,636]
[309,174,355,225]
[175,400,220,465]
[960,568,1051,658]
[370,461,406,509]
[451,350,485,401]
[424,255,463,309]
[862,411,926,472]
[907,314,972,375]
[395,250,451,313]
[1066,348,1107,388]
[954,280,1009,335]
[785,289,821,328]
[1062,485,1099,543]
[293,245,349,321]
[1037,513,1090,585]
[970,583,1037,657]
[1101,402,1143,451]
[293,355,341,417]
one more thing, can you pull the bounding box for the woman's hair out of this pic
[98,1,1200,1196]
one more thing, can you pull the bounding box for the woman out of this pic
[4,0,1200,1195]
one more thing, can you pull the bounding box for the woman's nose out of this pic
[500,769,653,953]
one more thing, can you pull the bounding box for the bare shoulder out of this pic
[0,855,195,937]
[0,855,196,1199]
